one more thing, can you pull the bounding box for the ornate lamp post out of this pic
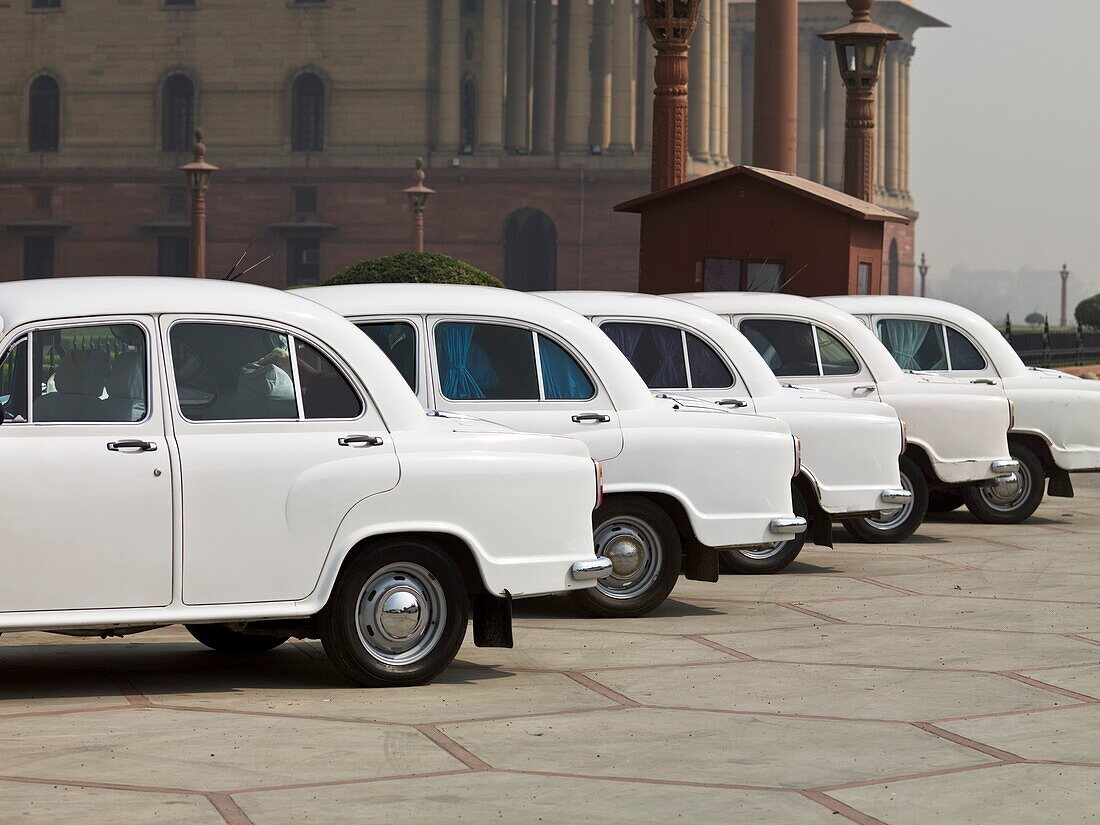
[820,0,900,202]
[918,252,928,297]
[643,0,703,191]
[180,129,218,279]
[1060,263,1071,328]
[403,157,435,253]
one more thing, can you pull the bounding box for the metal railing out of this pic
[1001,315,1100,368]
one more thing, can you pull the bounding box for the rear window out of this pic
[602,321,734,390]
[740,319,820,377]
[435,321,539,401]
[877,319,948,372]
[358,321,418,391]
[946,327,987,371]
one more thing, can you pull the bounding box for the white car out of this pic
[676,292,1018,543]
[300,284,806,618]
[540,290,909,568]
[826,294,1100,523]
[0,277,610,688]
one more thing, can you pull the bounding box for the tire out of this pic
[185,623,289,654]
[962,443,1045,525]
[843,455,929,544]
[927,490,965,513]
[569,496,682,618]
[718,484,808,574]
[318,540,469,687]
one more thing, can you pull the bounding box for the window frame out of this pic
[0,335,30,426]
[28,74,61,153]
[874,315,990,374]
[736,315,867,381]
[354,317,421,394]
[597,318,737,391]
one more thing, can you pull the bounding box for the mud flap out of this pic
[812,517,834,549]
[684,539,720,583]
[472,591,513,649]
[1048,469,1075,498]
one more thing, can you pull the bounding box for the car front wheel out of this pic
[318,540,468,687]
[842,455,929,544]
[719,484,809,574]
[185,623,289,654]
[569,496,682,618]
[962,443,1045,525]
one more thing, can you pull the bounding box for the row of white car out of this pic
[1,278,1096,687]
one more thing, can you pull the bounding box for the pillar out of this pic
[610,0,635,153]
[796,30,812,178]
[480,0,505,152]
[901,45,913,196]
[875,65,886,199]
[740,35,754,166]
[809,40,826,182]
[531,0,556,154]
[688,3,711,162]
[636,16,655,150]
[824,52,845,189]
[589,0,612,149]
[728,27,743,164]
[718,0,730,165]
[752,0,798,174]
[562,0,592,153]
[884,50,901,196]
[506,0,531,152]
[708,0,722,163]
[438,0,462,154]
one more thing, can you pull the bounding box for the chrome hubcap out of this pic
[738,540,788,561]
[356,563,446,666]
[865,470,915,531]
[594,517,662,600]
[979,461,1031,512]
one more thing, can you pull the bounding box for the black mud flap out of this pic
[472,591,513,649]
[684,539,720,583]
[1048,469,1075,498]
[812,517,834,549]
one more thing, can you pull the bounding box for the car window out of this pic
[816,327,860,376]
[537,334,595,400]
[877,318,948,371]
[435,321,538,401]
[685,332,735,388]
[295,340,363,419]
[0,337,28,423]
[358,321,417,392]
[171,323,299,421]
[946,326,987,371]
[30,324,148,423]
[602,322,688,389]
[740,319,820,378]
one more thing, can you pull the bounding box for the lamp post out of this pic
[403,157,435,254]
[1060,263,1071,328]
[820,0,900,203]
[643,0,703,192]
[180,129,218,279]
[918,252,928,297]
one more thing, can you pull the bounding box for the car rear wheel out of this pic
[962,443,1045,525]
[569,496,681,618]
[318,540,468,687]
[719,484,808,574]
[185,623,289,654]
[843,455,928,544]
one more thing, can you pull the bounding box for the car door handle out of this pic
[107,440,157,453]
[717,398,748,408]
[338,435,384,447]
[971,378,998,385]
[853,385,876,394]
[572,413,611,424]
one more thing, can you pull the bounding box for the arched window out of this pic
[292,73,325,152]
[162,74,195,152]
[28,75,60,152]
[888,239,900,295]
[503,209,558,291]
[460,75,477,153]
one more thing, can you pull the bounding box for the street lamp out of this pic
[820,0,901,203]
[918,252,928,297]
[1060,263,1071,328]
[179,129,218,279]
[403,157,435,254]
[643,0,703,191]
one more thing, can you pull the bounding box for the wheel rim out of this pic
[737,539,789,561]
[593,515,663,600]
[977,460,1031,513]
[863,470,915,531]
[355,562,447,666]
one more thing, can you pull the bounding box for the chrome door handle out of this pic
[339,435,384,447]
[717,398,748,408]
[853,385,876,394]
[971,378,997,385]
[107,440,157,453]
[572,413,611,424]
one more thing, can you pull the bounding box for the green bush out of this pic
[1025,312,1045,326]
[1076,295,1100,330]
[325,252,504,288]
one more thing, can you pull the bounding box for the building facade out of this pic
[0,0,942,292]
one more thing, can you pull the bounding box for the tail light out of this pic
[792,435,802,478]
[593,460,604,510]
[899,420,908,454]
[1008,400,1016,430]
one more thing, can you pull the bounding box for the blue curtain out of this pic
[539,335,594,400]
[438,323,486,399]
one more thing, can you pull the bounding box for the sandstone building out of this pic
[0,0,943,292]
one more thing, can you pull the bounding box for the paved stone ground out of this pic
[3,481,1100,824]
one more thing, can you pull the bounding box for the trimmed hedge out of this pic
[326,252,504,288]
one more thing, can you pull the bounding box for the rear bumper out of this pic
[769,517,808,536]
[570,557,614,581]
[991,459,1020,475]
[880,488,913,505]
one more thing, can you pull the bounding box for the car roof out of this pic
[672,291,907,382]
[537,291,784,398]
[0,277,428,432]
[822,295,1028,378]
[297,283,659,411]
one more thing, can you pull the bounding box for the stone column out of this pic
[740,35,754,166]
[901,45,913,196]
[506,0,531,152]
[809,40,826,183]
[531,0,556,154]
[480,0,505,152]
[752,0,798,174]
[636,16,656,150]
[824,52,845,189]
[609,0,636,153]
[708,0,722,163]
[875,68,886,199]
[562,0,592,153]
[718,0,730,165]
[728,27,743,164]
[688,3,711,163]
[884,49,901,196]
[796,30,812,178]
[589,0,612,149]
[438,0,462,154]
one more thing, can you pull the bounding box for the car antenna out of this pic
[777,264,808,293]
[748,259,771,291]
[224,240,255,280]
[229,254,273,282]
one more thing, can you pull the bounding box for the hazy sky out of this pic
[909,0,1100,288]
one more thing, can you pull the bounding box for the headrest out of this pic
[54,349,110,395]
[106,351,145,401]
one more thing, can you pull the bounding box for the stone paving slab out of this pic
[872,569,1100,603]
[0,781,225,825]
[1017,664,1100,700]
[939,704,1100,763]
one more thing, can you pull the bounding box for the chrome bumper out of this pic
[987,473,1020,493]
[880,488,913,505]
[991,459,1020,476]
[769,517,808,536]
[571,557,614,581]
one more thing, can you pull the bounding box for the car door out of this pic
[874,315,1001,387]
[0,317,173,612]
[423,316,624,461]
[163,316,400,605]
